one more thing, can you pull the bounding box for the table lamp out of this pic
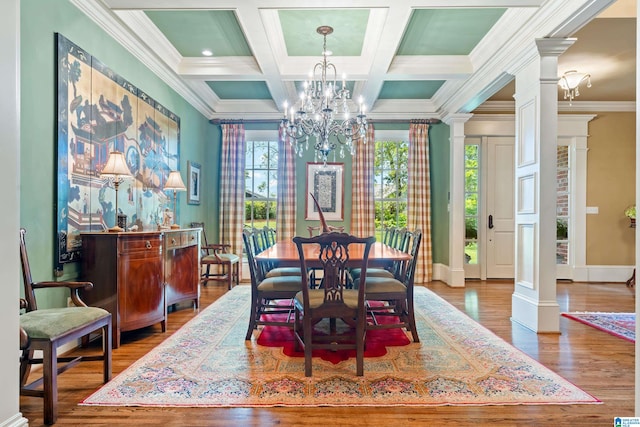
[164,170,186,229]
[100,150,133,232]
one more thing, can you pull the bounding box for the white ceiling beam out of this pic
[103,0,545,10]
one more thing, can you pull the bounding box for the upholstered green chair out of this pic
[243,229,302,340]
[293,232,376,377]
[363,229,422,343]
[19,228,112,425]
[191,222,240,290]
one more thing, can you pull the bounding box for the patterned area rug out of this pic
[562,312,635,342]
[81,285,599,407]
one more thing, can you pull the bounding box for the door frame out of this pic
[463,114,594,282]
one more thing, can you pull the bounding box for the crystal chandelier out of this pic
[280,26,367,163]
[558,70,591,105]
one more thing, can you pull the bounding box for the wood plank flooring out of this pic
[20,280,635,426]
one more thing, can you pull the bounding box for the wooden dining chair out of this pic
[243,230,303,340]
[190,222,239,290]
[293,232,376,377]
[363,229,422,342]
[350,228,410,282]
[19,228,112,425]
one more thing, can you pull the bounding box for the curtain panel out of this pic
[220,123,246,277]
[276,126,297,241]
[408,122,433,283]
[350,124,376,238]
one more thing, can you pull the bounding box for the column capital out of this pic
[535,37,577,57]
[442,113,474,126]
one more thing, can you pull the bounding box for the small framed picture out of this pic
[187,161,201,205]
[305,162,344,221]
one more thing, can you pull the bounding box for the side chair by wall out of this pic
[190,222,239,290]
[19,228,112,425]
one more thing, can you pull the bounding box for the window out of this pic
[245,139,278,229]
[556,145,570,265]
[464,144,479,265]
[374,139,408,240]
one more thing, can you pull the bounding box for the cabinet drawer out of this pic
[166,233,182,250]
[119,235,162,253]
[182,230,199,247]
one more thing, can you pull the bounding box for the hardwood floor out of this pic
[20,280,634,426]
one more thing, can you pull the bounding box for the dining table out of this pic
[254,240,411,269]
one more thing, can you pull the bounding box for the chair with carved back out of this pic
[19,228,112,425]
[243,229,302,340]
[293,232,376,377]
[190,222,239,290]
[363,229,422,343]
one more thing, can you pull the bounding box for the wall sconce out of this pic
[164,170,187,229]
[100,151,133,232]
[558,70,591,105]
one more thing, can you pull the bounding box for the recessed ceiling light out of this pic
[202,49,213,57]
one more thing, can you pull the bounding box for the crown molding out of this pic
[70,0,215,118]
[474,100,635,112]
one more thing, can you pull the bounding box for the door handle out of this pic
[488,215,494,229]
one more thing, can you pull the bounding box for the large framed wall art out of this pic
[305,162,344,221]
[55,33,180,272]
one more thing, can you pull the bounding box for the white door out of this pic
[485,137,515,278]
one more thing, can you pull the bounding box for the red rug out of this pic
[256,304,410,364]
[562,312,635,342]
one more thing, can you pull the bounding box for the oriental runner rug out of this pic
[562,312,635,342]
[81,285,599,407]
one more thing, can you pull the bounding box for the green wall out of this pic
[20,0,214,307]
[428,123,450,265]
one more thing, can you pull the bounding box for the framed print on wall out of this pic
[187,161,201,205]
[305,162,344,221]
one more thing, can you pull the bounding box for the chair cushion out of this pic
[202,253,240,264]
[350,268,394,279]
[265,267,302,278]
[363,276,407,294]
[257,276,302,292]
[294,289,359,310]
[20,307,110,340]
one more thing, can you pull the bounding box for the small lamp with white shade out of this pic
[100,151,133,232]
[164,170,187,229]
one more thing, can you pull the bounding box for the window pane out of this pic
[374,140,408,235]
[245,139,279,229]
[465,217,478,239]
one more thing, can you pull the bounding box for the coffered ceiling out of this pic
[73,0,634,121]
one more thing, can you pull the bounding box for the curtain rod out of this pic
[209,118,442,125]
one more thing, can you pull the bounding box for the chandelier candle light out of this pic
[558,70,591,105]
[280,26,368,164]
[100,150,133,232]
[164,170,187,229]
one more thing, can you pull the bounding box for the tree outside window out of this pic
[245,140,278,229]
[374,139,408,240]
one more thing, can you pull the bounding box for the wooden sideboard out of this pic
[80,228,200,348]
[164,228,200,308]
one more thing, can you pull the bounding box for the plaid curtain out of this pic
[220,123,246,275]
[350,123,375,237]
[276,126,296,241]
[408,121,432,283]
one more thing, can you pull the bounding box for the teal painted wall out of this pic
[20,0,214,307]
[429,123,451,265]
